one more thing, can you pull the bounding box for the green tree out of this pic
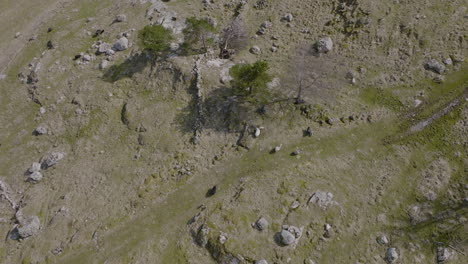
[138,25,173,55]
[230,61,272,104]
[182,17,216,54]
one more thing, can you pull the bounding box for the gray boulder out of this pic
[255,217,269,231]
[385,248,399,263]
[28,171,43,182]
[28,162,41,173]
[283,14,293,22]
[425,59,445,74]
[250,46,261,55]
[34,126,47,135]
[17,216,40,238]
[255,260,268,264]
[40,152,65,169]
[113,37,129,51]
[98,43,112,54]
[437,247,453,262]
[316,37,333,53]
[115,14,126,22]
[279,230,295,245]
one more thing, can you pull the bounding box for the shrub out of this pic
[138,25,173,54]
[182,17,216,54]
[230,61,272,104]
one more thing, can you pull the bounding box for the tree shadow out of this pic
[175,84,251,136]
[102,52,150,83]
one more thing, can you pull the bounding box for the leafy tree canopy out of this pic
[138,25,173,54]
[182,17,216,54]
[230,61,272,104]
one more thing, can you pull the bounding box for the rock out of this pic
[115,14,126,22]
[86,17,94,23]
[170,42,179,51]
[291,149,301,156]
[258,21,272,34]
[283,14,293,22]
[279,230,296,245]
[255,260,268,264]
[307,191,336,209]
[28,162,41,173]
[34,126,47,135]
[28,171,43,182]
[255,217,269,231]
[304,127,313,137]
[424,59,445,74]
[315,37,333,53]
[304,259,316,264]
[40,152,65,169]
[82,54,91,62]
[437,247,453,262]
[385,248,399,263]
[98,43,112,54]
[17,216,40,238]
[39,107,46,114]
[273,144,282,153]
[113,37,129,51]
[250,46,261,55]
[290,200,300,209]
[377,234,389,245]
[15,32,21,38]
[254,127,261,138]
[443,58,453,65]
[323,223,333,238]
[196,224,209,247]
[99,60,109,70]
[219,232,228,244]
[47,40,54,49]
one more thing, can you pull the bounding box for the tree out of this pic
[182,17,216,54]
[138,25,173,55]
[219,17,248,58]
[230,61,272,105]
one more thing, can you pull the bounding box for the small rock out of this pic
[424,59,445,74]
[279,230,296,245]
[17,216,40,238]
[255,260,268,264]
[283,14,293,22]
[34,126,47,135]
[304,127,313,137]
[385,248,399,264]
[39,107,46,114]
[291,149,301,156]
[250,46,261,55]
[82,54,91,62]
[255,217,269,231]
[219,232,228,244]
[304,259,316,264]
[273,144,282,153]
[29,162,41,173]
[115,14,127,22]
[15,32,21,38]
[40,152,65,169]
[47,40,54,49]
[316,37,333,53]
[254,127,261,138]
[98,43,112,54]
[170,42,179,51]
[28,171,43,182]
[377,234,389,245]
[86,17,94,23]
[99,60,109,70]
[437,247,453,262]
[308,191,336,208]
[290,200,300,209]
[443,58,453,65]
[113,37,129,51]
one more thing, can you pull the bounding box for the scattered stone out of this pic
[170,42,179,51]
[279,230,296,245]
[17,216,40,238]
[443,58,453,65]
[424,59,445,74]
[385,248,399,263]
[307,191,336,209]
[315,37,333,53]
[206,185,217,197]
[34,126,47,135]
[255,260,268,264]
[254,127,261,138]
[304,259,316,264]
[113,37,129,51]
[377,234,389,245]
[39,107,46,114]
[15,32,21,38]
[290,200,300,209]
[99,60,109,70]
[86,17,94,23]
[82,54,91,62]
[28,171,43,182]
[115,14,127,22]
[291,149,301,156]
[195,224,209,247]
[273,144,282,153]
[255,217,269,231]
[283,13,293,22]
[258,21,272,35]
[219,232,228,244]
[97,43,112,54]
[28,162,41,173]
[47,40,54,49]
[323,223,333,238]
[304,127,313,137]
[40,152,65,169]
[437,247,453,263]
[250,46,261,55]
[93,29,105,38]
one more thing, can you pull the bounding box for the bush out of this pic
[230,61,272,104]
[138,25,173,54]
[182,17,216,54]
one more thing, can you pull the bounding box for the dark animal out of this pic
[206,185,217,197]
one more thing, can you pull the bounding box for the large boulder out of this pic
[17,216,40,238]
[316,37,333,53]
[279,230,295,245]
[40,152,65,169]
[385,248,399,263]
[113,37,129,51]
[255,217,269,231]
[425,59,445,74]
